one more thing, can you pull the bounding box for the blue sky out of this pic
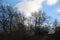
[42,0,60,21]
[3,0,60,21]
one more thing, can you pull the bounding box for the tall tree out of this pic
[32,10,46,28]
[31,10,47,34]
[53,19,58,27]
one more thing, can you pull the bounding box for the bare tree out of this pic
[32,10,46,28]
[53,19,58,27]
[0,4,18,32]
[31,10,47,35]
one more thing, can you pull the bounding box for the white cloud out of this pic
[14,0,59,26]
[15,0,58,18]
[15,0,45,18]
[15,0,45,26]
[46,0,58,6]
[56,8,60,12]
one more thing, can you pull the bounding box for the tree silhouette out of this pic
[32,10,47,35]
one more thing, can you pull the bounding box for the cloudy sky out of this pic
[4,0,60,20]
